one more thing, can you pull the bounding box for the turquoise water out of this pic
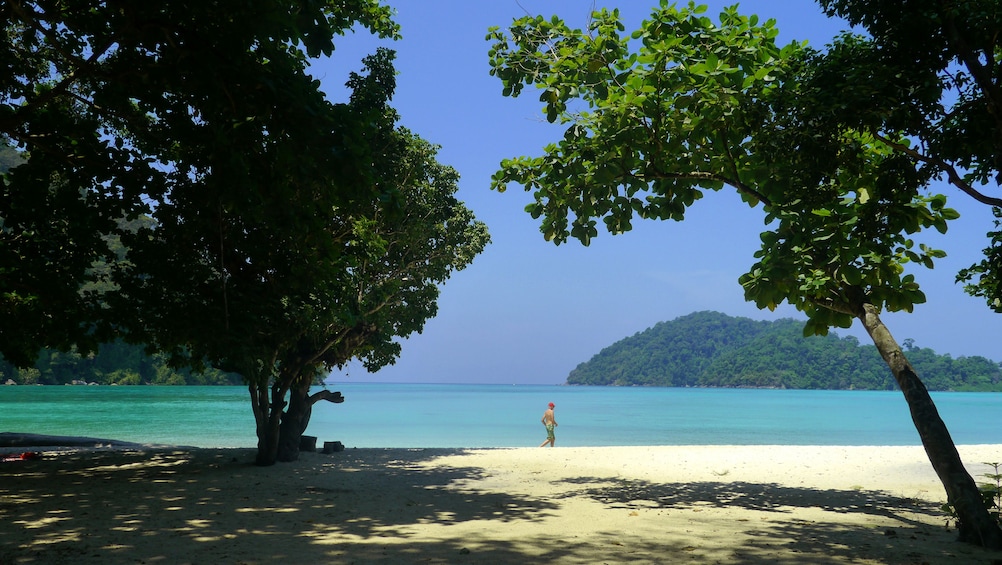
[1,383,1000,448]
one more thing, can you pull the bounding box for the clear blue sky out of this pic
[315,1,1002,385]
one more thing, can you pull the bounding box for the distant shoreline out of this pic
[0,432,147,450]
[9,381,1002,391]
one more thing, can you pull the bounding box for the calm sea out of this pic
[1,383,1000,448]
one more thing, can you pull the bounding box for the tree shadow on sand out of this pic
[557,474,943,522]
[3,448,1001,564]
[548,475,1000,564]
[0,447,560,564]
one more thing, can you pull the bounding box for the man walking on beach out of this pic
[540,402,557,447]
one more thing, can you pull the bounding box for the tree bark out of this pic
[249,380,286,466]
[277,380,310,462]
[277,381,344,462]
[857,303,1002,549]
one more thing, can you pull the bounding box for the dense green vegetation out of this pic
[0,343,241,386]
[2,3,488,465]
[2,149,235,386]
[567,311,1002,391]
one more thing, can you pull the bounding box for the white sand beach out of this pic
[3,442,1002,564]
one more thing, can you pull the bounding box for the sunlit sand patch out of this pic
[111,524,141,533]
[13,515,72,529]
[18,528,82,546]
[0,493,43,505]
[191,534,238,542]
[67,452,194,475]
[234,507,300,513]
[184,518,213,528]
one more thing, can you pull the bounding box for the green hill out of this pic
[566,311,1002,391]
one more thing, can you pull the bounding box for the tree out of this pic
[115,49,488,465]
[2,2,490,467]
[487,3,1002,548]
[810,0,1002,206]
[792,1,1002,310]
[755,1,1002,544]
[269,118,490,464]
[1,0,396,365]
[277,129,489,462]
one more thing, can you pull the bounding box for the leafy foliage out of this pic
[489,4,793,244]
[488,3,1002,545]
[2,2,490,465]
[487,3,954,333]
[1,0,398,365]
[0,343,241,386]
[815,0,1002,194]
[568,311,1002,391]
[808,1,1002,309]
[959,208,1002,311]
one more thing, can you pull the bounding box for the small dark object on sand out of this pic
[2,451,41,462]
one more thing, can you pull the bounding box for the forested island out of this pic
[568,311,1002,391]
[0,342,242,386]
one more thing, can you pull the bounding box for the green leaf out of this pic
[857,187,871,204]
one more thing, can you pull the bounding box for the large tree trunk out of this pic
[277,380,344,462]
[277,380,311,462]
[857,303,1002,549]
[249,381,287,466]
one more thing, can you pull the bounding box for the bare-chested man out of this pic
[539,402,557,447]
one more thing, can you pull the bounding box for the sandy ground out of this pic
[2,441,1002,564]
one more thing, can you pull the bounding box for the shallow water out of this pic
[2,383,999,448]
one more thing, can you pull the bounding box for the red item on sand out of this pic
[2,451,41,462]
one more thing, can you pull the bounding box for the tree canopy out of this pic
[487,1,1002,548]
[793,1,1002,310]
[813,0,1002,205]
[2,1,490,466]
[1,0,397,365]
[487,4,951,333]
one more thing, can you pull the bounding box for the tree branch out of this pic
[940,8,1002,159]
[645,168,772,208]
[872,132,1002,207]
[4,2,117,133]
[306,389,344,408]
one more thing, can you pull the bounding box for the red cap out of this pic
[548,402,555,408]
